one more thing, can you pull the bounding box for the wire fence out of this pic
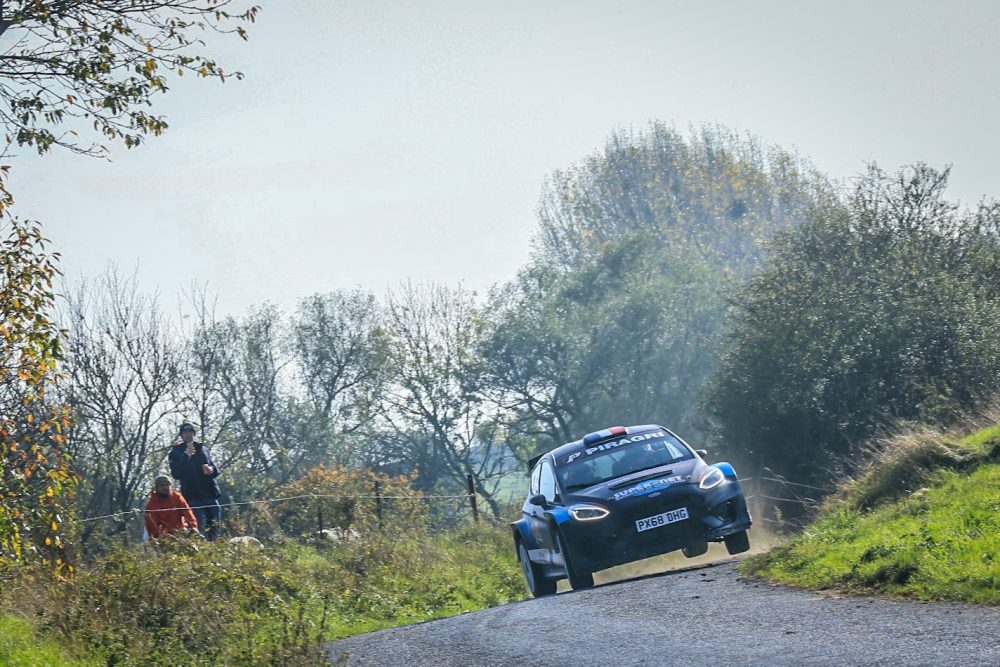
[78,492,473,524]
[739,472,832,532]
[76,473,495,548]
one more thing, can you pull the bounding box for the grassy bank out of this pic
[742,422,1000,603]
[0,614,98,667]
[0,523,525,666]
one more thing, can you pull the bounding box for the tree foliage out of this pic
[0,0,259,156]
[485,125,830,460]
[536,122,832,275]
[482,237,730,456]
[0,167,73,570]
[709,164,1000,483]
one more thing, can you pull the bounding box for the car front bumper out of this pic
[559,480,752,573]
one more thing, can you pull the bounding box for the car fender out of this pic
[714,462,738,479]
[512,508,572,544]
[546,506,573,526]
[511,517,538,549]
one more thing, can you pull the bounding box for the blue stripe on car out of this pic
[715,462,737,477]
[549,507,572,525]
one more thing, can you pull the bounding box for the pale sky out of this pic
[10,1,1000,316]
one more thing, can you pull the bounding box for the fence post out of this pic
[466,473,479,524]
[374,480,384,531]
[317,497,324,535]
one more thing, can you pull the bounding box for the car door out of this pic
[528,458,560,564]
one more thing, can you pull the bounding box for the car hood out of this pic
[566,458,706,504]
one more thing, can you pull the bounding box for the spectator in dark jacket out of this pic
[168,422,222,540]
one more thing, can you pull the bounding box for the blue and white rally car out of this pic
[511,424,752,596]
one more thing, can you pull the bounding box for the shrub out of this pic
[1,521,525,666]
[271,464,424,538]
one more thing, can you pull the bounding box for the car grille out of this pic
[573,484,710,563]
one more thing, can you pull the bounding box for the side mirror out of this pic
[695,449,708,459]
[529,493,549,507]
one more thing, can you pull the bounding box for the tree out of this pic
[0,0,259,157]
[0,168,73,569]
[175,286,239,455]
[536,123,832,275]
[483,125,831,460]
[375,283,516,518]
[62,267,180,545]
[291,290,389,466]
[203,305,300,492]
[482,234,731,460]
[708,164,1000,485]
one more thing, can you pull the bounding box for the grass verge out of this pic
[1,522,525,666]
[0,613,98,667]
[741,422,1000,604]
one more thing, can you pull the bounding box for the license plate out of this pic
[635,507,689,533]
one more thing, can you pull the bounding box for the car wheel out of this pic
[682,540,708,558]
[555,530,594,590]
[518,540,556,597]
[724,529,751,555]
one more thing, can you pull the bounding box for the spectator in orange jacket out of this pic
[144,475,198,538]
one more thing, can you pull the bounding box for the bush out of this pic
[1,522,525,666]
[47,539,330,666]
[709,164,1000,486]
[270,464,424,538]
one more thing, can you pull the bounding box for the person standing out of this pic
[168,422,223,540]
[144,474,198,539]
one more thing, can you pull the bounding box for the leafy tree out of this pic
[708,164,1000,484]
[482,234,730,459]
[485,125,831,460]
[0,168,73,570]
[0,0,260,156]
[291,290,389,467]
[200,304,315,494]
[536,123,832,274]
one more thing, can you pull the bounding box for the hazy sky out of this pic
[10,1,1000,315]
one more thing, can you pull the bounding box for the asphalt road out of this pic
[325,559,1000,667]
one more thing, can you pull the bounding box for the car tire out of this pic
[518,540,556,597]
[555,530,594,590]
[724,529,751,555]
[682,540,708,558]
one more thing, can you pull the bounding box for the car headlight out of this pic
[570,504,610,521]
[699,467,726,490]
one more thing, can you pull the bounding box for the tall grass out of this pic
[0,614,98,667]
[742,411,1000,604]
[0,523,525,666]
[832,404,1000,511]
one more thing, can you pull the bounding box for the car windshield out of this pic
[556,431,692,492]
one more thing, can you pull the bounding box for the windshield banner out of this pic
[564,430,666,465]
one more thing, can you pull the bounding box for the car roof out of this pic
[545,424,666,468]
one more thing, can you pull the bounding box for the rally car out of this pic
[511,424,752,597]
